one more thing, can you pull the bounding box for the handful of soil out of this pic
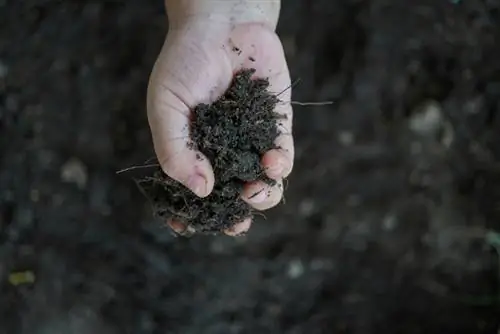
[138,69,284,234]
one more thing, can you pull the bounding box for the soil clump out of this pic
[139,68,283,234]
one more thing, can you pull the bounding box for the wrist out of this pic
[165,0,280,31]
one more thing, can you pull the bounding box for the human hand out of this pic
[146,2,293,236]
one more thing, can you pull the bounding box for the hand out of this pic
[146,13,293,236]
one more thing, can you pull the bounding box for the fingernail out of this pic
[187,174,207,197]
[168,220,196,237]
[168,220,186,234]
[248,189,267,203]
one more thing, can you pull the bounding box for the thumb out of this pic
[147,80,215,198]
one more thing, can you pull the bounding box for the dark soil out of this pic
[1,1,500,334]
[138,68,281,233]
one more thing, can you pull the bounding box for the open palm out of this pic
[147,22,293,236]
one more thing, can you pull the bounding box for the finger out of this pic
[167,220,195,236]
[147,85,215,198]
[147,35,232,198]
[226,26,295,180]
[242,179,283,211]
[224,218,252,236]
[261,133,294,180]
[169,218,251,237]
[264,60,294,180]
[266,97,294,178]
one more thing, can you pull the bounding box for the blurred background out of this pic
[1,0,500,333]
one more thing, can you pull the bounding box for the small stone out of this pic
[409,100,443,136]
[287,259,304,279]
[338,131,354,146]
[298,198,315,216]
[383,213,397,231]
[8,270,36,286]
[30,189,40,202]
[61,157,88,189]
[464,97,482,115]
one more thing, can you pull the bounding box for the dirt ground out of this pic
[1,1,500,333]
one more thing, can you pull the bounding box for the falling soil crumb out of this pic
[138,69,284,234]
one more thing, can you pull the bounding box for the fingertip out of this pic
[224,218,252,236]
[242,180,283,211]
[186,173,209,198]
[193,151,215,196]
[262,149,292,179]
[167,220,195,236]
[242,182,268,204]
[159,150,215,198]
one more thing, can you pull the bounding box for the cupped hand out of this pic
[147,20,293,236]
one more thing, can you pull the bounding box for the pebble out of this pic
[61,157,88,189]
[464,96,483,115]
[338,131,354,146]
[8,270,36,286]
[382,213,397,231]
[287,259,304,279]
[298,198,315,217]
[408,100,443,136]
[30,189,40,202]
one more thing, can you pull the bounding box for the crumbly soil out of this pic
[1,1,500,334]
[138,69,281,233]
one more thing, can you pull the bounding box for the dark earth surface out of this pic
[140,69,281,234]
[1,0,500,333]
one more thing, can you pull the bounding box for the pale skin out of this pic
[147,0,293,236]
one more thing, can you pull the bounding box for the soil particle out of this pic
[138,69,284,234]
[60,157,88,189]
